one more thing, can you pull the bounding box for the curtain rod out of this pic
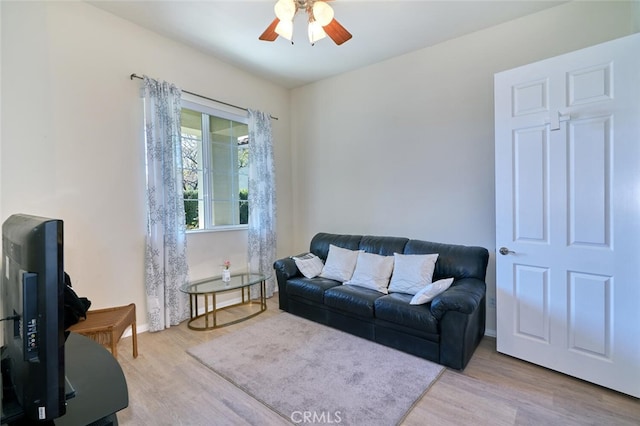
[130,73,278,120]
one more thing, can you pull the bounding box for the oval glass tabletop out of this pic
[180,273,270,294]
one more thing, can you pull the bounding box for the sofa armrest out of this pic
[429,278,486,320]
[432,277,487,369]
[273,257,301,281]
[273,257,302,312]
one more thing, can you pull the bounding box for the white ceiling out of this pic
[88,0,565,89]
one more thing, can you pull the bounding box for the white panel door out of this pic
[495,33,640,397]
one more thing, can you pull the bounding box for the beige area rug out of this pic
[187,313,444,425]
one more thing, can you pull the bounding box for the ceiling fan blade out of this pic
[322,18,352,45]
[259,17,280,41]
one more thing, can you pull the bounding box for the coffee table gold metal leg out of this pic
[212,292,217,328]
[204,294,209,329]
[193,294,198,318]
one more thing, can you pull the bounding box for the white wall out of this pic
[290,1,639,335]
[0,1,293,330]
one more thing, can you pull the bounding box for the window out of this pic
[181,101,249,231]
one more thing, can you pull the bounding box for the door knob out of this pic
[499,247,515,255]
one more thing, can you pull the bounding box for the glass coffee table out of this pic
[180,273,269,330]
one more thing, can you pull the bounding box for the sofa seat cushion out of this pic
[374,293,439,334]
[324,285,384,318]
[287,277,341,303]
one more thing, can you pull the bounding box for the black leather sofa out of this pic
[273,232,490,370]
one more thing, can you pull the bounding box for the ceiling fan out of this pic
[259,0,353,46]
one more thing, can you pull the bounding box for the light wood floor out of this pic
[113,297,639,425]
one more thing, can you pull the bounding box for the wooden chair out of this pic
[68,303,138,359]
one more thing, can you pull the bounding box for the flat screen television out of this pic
[1,214,66,422]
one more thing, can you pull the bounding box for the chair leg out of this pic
[111,331,118,359]
[131,321,138,358]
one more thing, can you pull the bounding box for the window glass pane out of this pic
[209,121,234,226]
[238,136,249,225]
[208,116,249,227]
[181,108,204,230]
[236,124,249,226]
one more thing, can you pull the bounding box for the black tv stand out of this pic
[2,333,128,425]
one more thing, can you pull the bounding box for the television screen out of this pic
[1,214,66,422]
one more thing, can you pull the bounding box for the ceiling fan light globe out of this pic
[274,0,296,21]
[275,20,294,41]
[308,20,327,44]
[312,1,334,26]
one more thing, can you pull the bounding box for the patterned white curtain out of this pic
[247,109,277,298]
[142,76,190,332]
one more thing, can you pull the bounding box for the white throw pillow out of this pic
[410,278,454,305]
[388,253,439,295]
[319,245,361,282]
[292,253,324,279]
[345,252,395,294]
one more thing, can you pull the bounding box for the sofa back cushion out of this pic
[359,235,409,256]
[310,233,363,260]
[403,240,489,281]
[311,233,410,259]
